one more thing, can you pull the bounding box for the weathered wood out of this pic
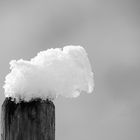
[1,97,55,140]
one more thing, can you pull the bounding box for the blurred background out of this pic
[0,0,140,140]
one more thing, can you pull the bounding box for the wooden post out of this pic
[1,97,55,140]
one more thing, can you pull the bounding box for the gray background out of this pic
[0,0,140,140]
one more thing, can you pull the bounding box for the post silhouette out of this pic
[1,97,55,140]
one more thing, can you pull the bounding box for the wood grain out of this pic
[1,97,55,140]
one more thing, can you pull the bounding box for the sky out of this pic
[0,0,140,140]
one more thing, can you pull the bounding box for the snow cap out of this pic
[3,46,94,102]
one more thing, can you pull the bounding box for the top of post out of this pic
[3,45,94,102]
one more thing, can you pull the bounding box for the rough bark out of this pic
[1,97,55,140]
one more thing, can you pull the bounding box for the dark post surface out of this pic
[1,97,55,140]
